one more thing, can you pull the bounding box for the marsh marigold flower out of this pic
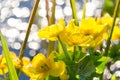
[60,18,106,47]
[0,52,20,75]
[97,13,119,27]
[0,55,8,75]
[38,18,65,41]
[59,20,93,47]
[97,13,113,27]
[79,18,107,47]
[103,26,120,40]
[22,53,66,80]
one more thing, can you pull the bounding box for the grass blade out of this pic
[0,33,18,80]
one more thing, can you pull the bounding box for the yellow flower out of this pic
[97,13,119,27]
[59,20,93,47]
[38,18,65,41]
[0,52,18,75]
[79,18,106,36]
[23,53,66,80]
[104,26,120,40]
[0,55,8,75]
[97,13,113,27]
[79,18,107,47]
[10,52,21,68]
[112,26,120,40]
[21,57,31,76]
[60,18,106,47]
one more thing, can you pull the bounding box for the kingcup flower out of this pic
[104,26,120,40]
[38,19,65,41]
[79,18,107,47]
[22,53,66,80]
[0,52,21,75]
[59,20,93,47]
[0,55,8,75]
[97,13,119,27]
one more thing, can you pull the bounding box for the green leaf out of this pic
[109,44,120,61]
[96,56,110,74]
[77,56,96,79]
[0,33,18,80]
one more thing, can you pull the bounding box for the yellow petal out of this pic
[32,53,46,69]
[80,18,96,28]
[22,57,31,66]
[112,26,120,40]
[60,69,69,80]
[38,26,57,41]
[0,57,8,75]
[50,61,66,77]
[99,13,113,27]
[30,73,45,80]
[0,67,8,75]
[58,18,65,26]
[38,19,65,41]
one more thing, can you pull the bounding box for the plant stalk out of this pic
[19,0,40,59]
[70,0,79,26]
[82,0,87,20]
[46,0,51,25]
[46,0,56,55]
[70,0,79,61]
[104,0,120,56]
[58,36,71,61]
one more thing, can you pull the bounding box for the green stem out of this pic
[51,0,56,24]
[82,0,87,20]
[45,75,49,80]
[47,41,55,55]
[104,0,120,56]
[19,0,40,59]
[58,36,71,61]
[70,0,79,26]
[58,40,64,54]
[76,54,87,63]
[46,0,56,55]
[73,46,77,61]
[70,0,79,61]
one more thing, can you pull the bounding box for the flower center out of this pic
[41,63,49,72]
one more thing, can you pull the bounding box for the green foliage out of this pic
[109,44,120,61]
[77,56,96,80]
[0,33,18,80]
[96,56,110,74]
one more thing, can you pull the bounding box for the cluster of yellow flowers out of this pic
[38,14,120,48]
